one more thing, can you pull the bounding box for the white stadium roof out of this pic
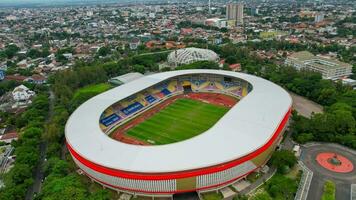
[65,70,292,173]
[167,47,219,65]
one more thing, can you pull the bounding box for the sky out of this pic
[0,0,147,7]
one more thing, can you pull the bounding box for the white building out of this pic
[149,13,156,18]
[314,13,324,23]
[6,15,17,21]
[285,51,352,79]
[12,85,36,102]
[205,18,227,28]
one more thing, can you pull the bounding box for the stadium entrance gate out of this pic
[183,85,192,93]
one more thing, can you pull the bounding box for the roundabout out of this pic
[316,152,354,173]
[300,143,356,200]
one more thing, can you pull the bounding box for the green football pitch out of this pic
[126,98,229,145]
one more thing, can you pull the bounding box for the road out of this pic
[136,49,173,56]
[300,143,356,200]
[25,90,55,200]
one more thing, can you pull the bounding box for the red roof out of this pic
[5,75,27,82]
[30,74,46,81]
[1,132,18,140]
[180,28,193,35]
[229,63,241,71]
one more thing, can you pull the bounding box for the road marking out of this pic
[351,184,356,200]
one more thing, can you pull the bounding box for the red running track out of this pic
[316,152,354,173]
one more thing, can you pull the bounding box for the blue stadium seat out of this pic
[161,88,171,96]
[145,95,156,104]
[121,102,144,115]
[100,114,121,127]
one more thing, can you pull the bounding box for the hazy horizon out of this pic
[0,0,163,7]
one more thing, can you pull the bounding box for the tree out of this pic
[133,64,145,74]
[44,158,69,177]
[39,175,87,200]
[250,192,272,200]
[5,163,33,185]
[27,49,42,59]
[88,190,112,200]
[225,56,238,64]
[97,46,110,57]
[265,174,297,200]
[296,133,314,144]
[4,44,20,58]
[176,61,219,70]
[270,150,297,173]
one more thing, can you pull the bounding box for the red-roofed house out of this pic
[180,28,193,36]
[229,63,241,72]
[25,74,47,84]
[0,132,18,143]
[5,75,27,82]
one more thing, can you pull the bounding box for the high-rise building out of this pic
[237,3,244,24]
[226,3,244,25]
[314,12,324,23]
[226,3,237,21]
[251,7,259,15]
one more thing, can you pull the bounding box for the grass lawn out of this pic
[126,98,229,145]
[285,164,302,180]
[321,180,336,200]
[249,189,272,200]
[73,83,112,99]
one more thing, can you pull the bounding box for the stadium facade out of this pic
[65,70,292,196]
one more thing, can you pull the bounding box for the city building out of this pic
[315,12,325,23]
[108,72,144,86]
[226,3,244,25]
[285,51,352,79]
[129,38,141,50]
[11,85,36,102]
[205,18,227,28]
[251,7,259,15]
[237,3,244,24]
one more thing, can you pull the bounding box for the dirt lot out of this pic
[289,92,323,118]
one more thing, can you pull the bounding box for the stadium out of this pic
[65,69,292,197]
[167,47,219,66]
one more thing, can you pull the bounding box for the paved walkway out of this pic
[239,168,276,195]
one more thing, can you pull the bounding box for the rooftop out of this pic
[289,51,352,69]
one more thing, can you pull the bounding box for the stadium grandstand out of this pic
[99,73,249,134]
[65,70,292,197]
